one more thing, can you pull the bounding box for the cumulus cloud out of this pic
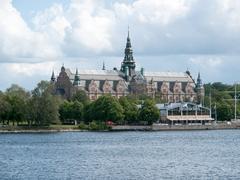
[189,57,223,68]
[2,0,240,60]
[0,0,240,89]
[0,0,61,62]
[128,0,192,25]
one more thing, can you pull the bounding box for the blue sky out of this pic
[0,0,240,90]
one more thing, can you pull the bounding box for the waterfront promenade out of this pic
[0,121,240,133]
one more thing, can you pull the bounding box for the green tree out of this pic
[91,95,124,124]
[83,102,95,124]
[0,93,11,124]
[71,101,84,122]
[217,102,233,121]
[119,96,138,124]
[138,99,160,125]
[59,100,84,123]
[59,101,72,121]
[30,81,61,126]
[5,84,29,125]
[72,90,89,105]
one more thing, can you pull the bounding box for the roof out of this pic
[144,71,193,82]
[66,69,124,81]
[167,116,214,121]
[65,68,194,83]
[156,102,211,111]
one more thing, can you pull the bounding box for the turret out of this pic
[186,68,191,76]
[140,67,144,76]
[61,64,65,72]
[51,70,56,83]
[73,69,80,86]
[102,61,106,70]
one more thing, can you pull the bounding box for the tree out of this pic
[71,101,84,122]
[6,84,30,98]
[217,102,233,121]
[72,90,89,105]
[119,96,138,124]
[5,84,29,125]
[91,95,124,124]
[83,102,95,124]
[138,99,160,125]
[59,100,84,123]
[29,81,61,126]
[0,93,11,124]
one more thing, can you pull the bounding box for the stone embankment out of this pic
[152,121,240,131]
[0,121,240,133]
[111,125,151,131]
[112,121,240,131]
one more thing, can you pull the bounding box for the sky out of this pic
[0,0,240,91]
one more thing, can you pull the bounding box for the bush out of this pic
[78,122,87,130]
[88,121,99,130]
[88,121,111,131]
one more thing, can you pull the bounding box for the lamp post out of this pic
[234,83,238,121]
[210,86,212,118]
[215,103,217,122]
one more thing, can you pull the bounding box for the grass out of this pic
[0,124,80,131]
[50,124,79,130]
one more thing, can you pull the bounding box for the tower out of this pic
[102,61,106,70]
[61,64,65,72]
[121,28,136,80]
[73,69,80,86]
[51,70,56,83]
[196,72,205,104]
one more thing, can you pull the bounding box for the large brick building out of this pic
[50,30,204,103]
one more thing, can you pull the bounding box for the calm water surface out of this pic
[0,130,240,179]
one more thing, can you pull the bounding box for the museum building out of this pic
[50,30,205,103]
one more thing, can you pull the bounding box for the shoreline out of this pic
[0,123,240,133]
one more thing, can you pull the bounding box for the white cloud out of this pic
[64,0,115,53]
[0,0,60,61]
[189,57,223,68]
[216,0,240,30]
[8,62,57,76]
[132,0,192,25]
[32,4,70,44]
[1,0,240,90]
[2,0,240,61]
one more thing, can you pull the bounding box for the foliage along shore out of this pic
[0,81,239,129]
[1,121,240,133]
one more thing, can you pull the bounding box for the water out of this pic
[0,130,240,179]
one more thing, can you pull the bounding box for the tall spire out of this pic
[121,27,136,79]
[125,27,133,59]
[197,72,202,87]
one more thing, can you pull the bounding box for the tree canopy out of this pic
[91,95,124,124]
[138,99,160,125]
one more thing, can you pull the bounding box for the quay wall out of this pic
[112,122,240,131]
[152,122,240,131]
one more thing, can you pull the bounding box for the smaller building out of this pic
[157,102,214,125]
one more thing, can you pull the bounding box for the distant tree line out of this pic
[0,81,238,128]
[0,81,160,127]
[204,82,240,121]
